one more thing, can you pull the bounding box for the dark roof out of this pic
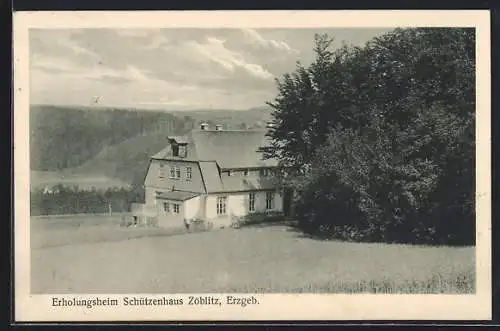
[218,176,277,193]
[167,136,188,144]
[199,161,222,192]
[152,129,277,169]
[156,191,200,201]
[200,173,277,193]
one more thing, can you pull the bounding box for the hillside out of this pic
[67,131,170,186]
[30,104,195,172]
[30,104,273,190]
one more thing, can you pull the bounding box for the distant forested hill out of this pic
[30,105,273,188]
[168,107,273,129]
[30,105,196,172]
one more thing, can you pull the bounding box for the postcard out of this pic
[13,10,491,322]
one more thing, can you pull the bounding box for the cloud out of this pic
[29,27,391,110]
[114,29,170,50]
[187,36,274,81]
[30,30,101,70]
[241,29,297,53]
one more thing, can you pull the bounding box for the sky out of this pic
[30,28,393,110]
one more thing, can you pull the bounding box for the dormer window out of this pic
[179,145,187,158]
[168,136,188,158]
[172,144,179,157]
[172,143,187,158]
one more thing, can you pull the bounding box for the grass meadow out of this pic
[30,214,475,294]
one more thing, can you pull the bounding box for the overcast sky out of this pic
[30,28,393,110]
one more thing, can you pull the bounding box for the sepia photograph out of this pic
[13,10,491,321]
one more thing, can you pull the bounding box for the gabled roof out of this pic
[196,167,277,193]
[218,176,277,193]
[152,129,277,169]
[144,161,206,193]
[167,136,188,144]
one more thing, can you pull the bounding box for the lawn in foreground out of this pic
[31,223,475,294]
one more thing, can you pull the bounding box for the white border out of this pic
[13,10,491,322]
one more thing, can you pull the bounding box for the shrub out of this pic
[187,218,212,233]
[232,211,285,228]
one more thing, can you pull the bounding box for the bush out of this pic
[231,211,285,228]
[292,107,474,245]
[187,218,213,233]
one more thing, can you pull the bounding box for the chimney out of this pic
[215,124,223,131]
[200,122,209,130]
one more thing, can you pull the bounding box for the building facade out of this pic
[132,123,284,229]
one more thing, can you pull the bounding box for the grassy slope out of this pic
[30,132,168,189]
[31,217,475,294]
[67,131,169,185]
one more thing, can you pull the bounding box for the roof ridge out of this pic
[191,129,268,133]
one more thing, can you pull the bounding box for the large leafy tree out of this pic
[264,28,475,245]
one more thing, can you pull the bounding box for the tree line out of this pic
[30,185,144,216]
[262,28,475,245]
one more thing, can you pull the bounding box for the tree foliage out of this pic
[264,28,475,245]
[30,185,143,216]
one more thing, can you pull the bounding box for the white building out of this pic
[133,123,288,229]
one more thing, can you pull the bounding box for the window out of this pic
[170,166,181,179]
[186,167,192,180]
[249,192,255,212]
[158,164,165,178]
[172,144,179,157]
[260,168,275,177]
[163,202,170,212]
[217,196,227,215]
[173,204,180,214]
[179,145,187,158]
[154,192,161,205]
[266,192,275,210]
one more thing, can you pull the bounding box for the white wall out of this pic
[205,191,283,219]
[253,191,282,213]
[205,195,217,219]
[227,193,247,217]
[184,196,202,220]
[157,199,184,228]
[255,192,266,213]
[274,191,284,212]
[145,186,158,206]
